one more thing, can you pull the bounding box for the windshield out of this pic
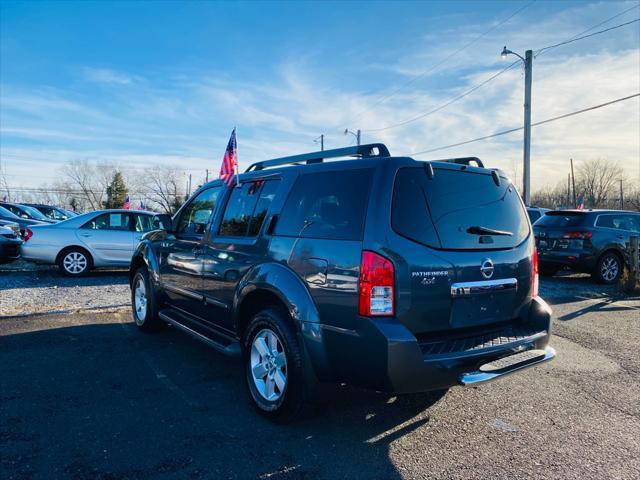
[392,166,530,250]
[0,206,20,219]
[20,205,49,220]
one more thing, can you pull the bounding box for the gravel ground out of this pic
[0,262,129,317]
[1,297,639,479]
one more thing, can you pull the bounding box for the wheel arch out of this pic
[55,245,94,267]
[234,262,320,338]
[129,240,161,287]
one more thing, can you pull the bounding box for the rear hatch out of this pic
[389,163,533,335]
[533,211,591,252]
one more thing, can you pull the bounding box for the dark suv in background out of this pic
[534,209,640,284]
[129,144,555,421]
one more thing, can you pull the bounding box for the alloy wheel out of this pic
[600,256,619,282]
[134,276,147,324]
[250,328,288,402]
[63,251,87,274]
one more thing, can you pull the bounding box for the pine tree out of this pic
[104,171,129,209]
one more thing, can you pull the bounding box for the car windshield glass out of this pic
[535,212,587,228]
[21,205,49,220]
[0,206,20,219]
[393,166,529,249]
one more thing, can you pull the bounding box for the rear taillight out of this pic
[358,251,395,316]
[562,231,592,240]
[532,248,539,297]
[23,228,33,241]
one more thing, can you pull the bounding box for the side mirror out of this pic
[154,214,173,232]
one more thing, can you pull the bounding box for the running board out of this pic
[458,346,555,386]
[159,309,241,357]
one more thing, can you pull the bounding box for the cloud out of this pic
[81,67,141,85]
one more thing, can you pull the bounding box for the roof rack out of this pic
[430,157,484,168]
[245,143,390,172]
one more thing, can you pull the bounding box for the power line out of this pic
[409,93,640,155]
[362,15,640,133]
[535,17,640,57]
[535,3,640,58]
[346,0,537,123]
[364,60,520,132]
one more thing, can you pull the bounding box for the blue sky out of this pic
[1,0,639,193]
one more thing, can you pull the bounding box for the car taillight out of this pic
[562,231,592,240]
[532,248,539,297]
[358,251,395,316]
[23,228,33,241]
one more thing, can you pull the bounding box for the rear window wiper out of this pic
[466,225,513,236]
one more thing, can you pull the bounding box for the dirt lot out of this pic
[1,264,640,479]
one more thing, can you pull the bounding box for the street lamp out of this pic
[501,45,533,206]
[344,128,361,146]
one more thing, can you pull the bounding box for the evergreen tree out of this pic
[104,171,129,209]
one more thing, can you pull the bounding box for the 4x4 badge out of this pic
[480,258,494,279]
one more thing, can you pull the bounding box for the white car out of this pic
[21,209,171,275]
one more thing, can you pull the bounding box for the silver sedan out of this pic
[21,209,170,275]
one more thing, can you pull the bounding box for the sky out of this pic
[1,0,639,197]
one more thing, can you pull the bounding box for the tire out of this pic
[57,247,92,276]
[243,307,307,422]
[539,264,560,277]
[593,251,622,285]
[131,267,163,332]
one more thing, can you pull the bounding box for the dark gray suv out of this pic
[129,144,555,421]
[533,209,640,284]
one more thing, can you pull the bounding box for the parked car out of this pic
[527,206,550,224]
[0,202,56,224]
[0,205,47,237]
[0,224,23,264]
[129,144,555,421]
[20,209,171,275]
[23,203,78,221]
[533,209,640,284]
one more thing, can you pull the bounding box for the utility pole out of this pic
[357,129,361,146]
[522,50,533,206]
[501,47,532,206]
[188,174,192,196]
[570,158,577,208]
[206,169,209,182]
[315,134,324,151]
[567,173,571,208]
[620,179,624,209]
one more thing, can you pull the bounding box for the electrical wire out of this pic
[362,15,640,133]
[409,93,640,155]
[346,0,537,123]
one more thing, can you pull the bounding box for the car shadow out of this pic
[1,318,444,479]
[0,267,129,291]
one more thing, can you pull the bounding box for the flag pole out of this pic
[235,126,240,188]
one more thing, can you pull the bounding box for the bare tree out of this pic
[139,165,185,215]
[575,158,623,209]
[61,159,116,210]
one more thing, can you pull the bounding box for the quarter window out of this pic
[219,180,279,237]
[134,214,155,233]
[274,169,373,240]
[176,186,223,236]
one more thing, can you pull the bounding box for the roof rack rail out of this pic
[245,143,390,172]
[429,157,484,168]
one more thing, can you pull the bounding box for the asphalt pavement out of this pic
[1,293,639,479]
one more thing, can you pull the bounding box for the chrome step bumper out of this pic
[458,346,556,386]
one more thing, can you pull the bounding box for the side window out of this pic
[134,214,155,233]
[621,215,640,233]
[176,186,223,236]
[274,169,373,240]
[598,214,635,231]
[83,213,131,231]
[219,180,279,237]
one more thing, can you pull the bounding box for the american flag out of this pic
[122,195,131,210]
[219,128,238,187]
[139,200,145,210]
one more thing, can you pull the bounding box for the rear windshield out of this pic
[535,212,588,228]
[392,166,529,250]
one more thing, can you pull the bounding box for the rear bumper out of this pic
[302,296,554,394]
[20,243,58,264]
[538,248,597,271]
[0,240,22,260]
